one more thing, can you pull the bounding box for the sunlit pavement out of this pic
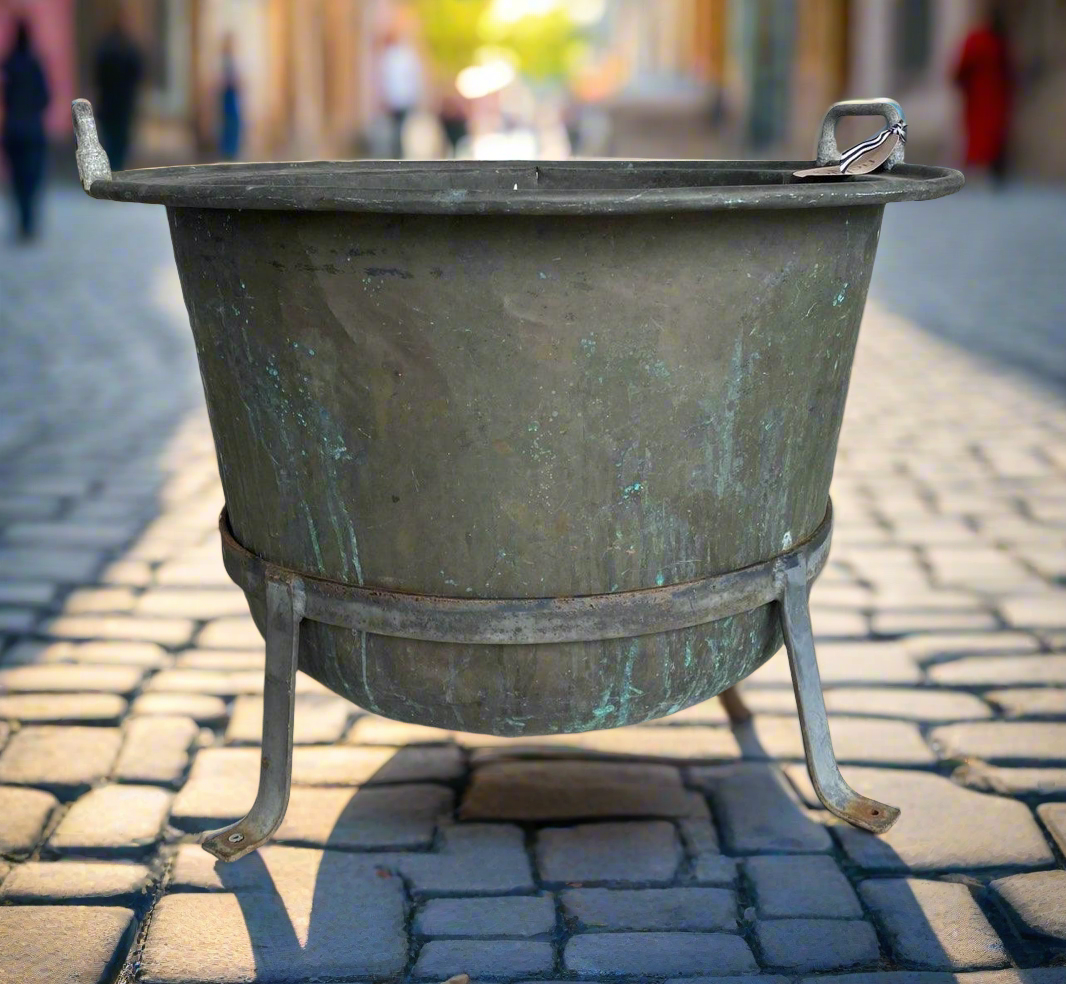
[1,184,1065,981]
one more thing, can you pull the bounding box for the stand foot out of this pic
[202,575,303,861]
[778,557,900,834]
[719,686,753,725]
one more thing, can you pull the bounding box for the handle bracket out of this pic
[816,98,906,171]
[72,99,112,192]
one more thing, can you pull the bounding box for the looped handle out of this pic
[816,98,906,171]
[72,98,112,192]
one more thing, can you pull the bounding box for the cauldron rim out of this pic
[86,158,962,215]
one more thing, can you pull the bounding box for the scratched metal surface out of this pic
[169,202,882,734]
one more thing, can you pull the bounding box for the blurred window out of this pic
[895,0,932,76]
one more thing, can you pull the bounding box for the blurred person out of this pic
[378,30,422,158]
[953,7,1014,187]
[218,34,241,160]
[94,15,144,171]
[1,18,49,241]
[439,87,469,157]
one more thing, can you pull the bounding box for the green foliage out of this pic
[416,0,492,78]
[415,0,590,84]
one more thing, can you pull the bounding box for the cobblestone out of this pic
[750,714,936,765]
[48,784,173,856]
[0,860,151,905]
[819,688,992,722]
[39,614,196,646]
[129,691,228,725]
[413,940,554,980]
[226,693,355,744]
[785,765,1055,872]
[755,919,880,972]
[951,762,1066,796]
[461,759,693,820]
[1037,802,1066,855]
[990,871,1066,942]
[930,722,1066,763]
[0,725,122,797]
[139,864,408,982]
[858,878,1008,970]
[689,762,833,854]
[114,715,199,784]
[0,663,146,694]
[560,886,737,931]
[0,692,127,723]
[414,895,556,938]
[169,745,462,829]
[536,821,681,886]
[0,785,59,856]
[275,784,453,849]
[564,932,757,977]
[985,688,1066,718]
[744,855,862,919]
[11,639,170,667]
[928,655,1066,686]
[0,905,137,984]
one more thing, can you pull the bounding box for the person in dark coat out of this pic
[94,17,143,171]
[1,19,50,241]
[218,34,241,160]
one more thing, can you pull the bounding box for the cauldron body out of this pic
[168,200,879,735]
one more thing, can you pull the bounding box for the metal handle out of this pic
[816,98,906,171]
[72,98,112,192]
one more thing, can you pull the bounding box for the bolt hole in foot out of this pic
[228,832,245,844]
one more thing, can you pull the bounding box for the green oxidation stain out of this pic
[299,501,326,574]
[266,365,279,379]
[617,640,644,723]
[645,360,670,379]
[684,639,694,668]
[324,438,352,462]
[655,572,665,586]
[528,421,539,432]
[833,282,849,306]
[359,633,382,713]
[580,337,596,356]
[622,481,643,499]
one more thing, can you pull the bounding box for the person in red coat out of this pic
[952,8,1014,186]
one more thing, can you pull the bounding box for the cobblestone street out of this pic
[1,184,1065,983]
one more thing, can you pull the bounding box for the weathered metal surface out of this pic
[166,202,883,735]
[218,502,831,644]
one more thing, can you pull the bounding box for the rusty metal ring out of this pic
[218,500,832,645]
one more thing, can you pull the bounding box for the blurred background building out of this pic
[1,0,1064,177]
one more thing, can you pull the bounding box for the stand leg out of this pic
[719,686,752,725]
[778,556,900,834]
[202,575,303,861]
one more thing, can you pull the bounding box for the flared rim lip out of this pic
[87,157,964,214]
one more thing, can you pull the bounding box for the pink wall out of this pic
[0,0,76,138]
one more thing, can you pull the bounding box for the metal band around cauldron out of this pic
[218,501,831,646]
